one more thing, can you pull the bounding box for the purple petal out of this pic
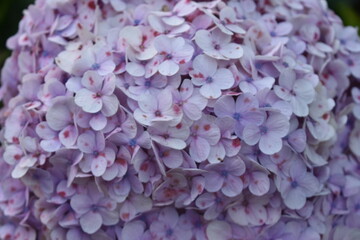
[80,210,103,234]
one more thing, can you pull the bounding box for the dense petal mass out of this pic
[1,0,360,239]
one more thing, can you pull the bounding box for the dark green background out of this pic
[0,0,359,68]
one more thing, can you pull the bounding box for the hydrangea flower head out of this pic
[1,0,360,239]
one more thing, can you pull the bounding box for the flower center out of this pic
[93,151,99,157]
[246,77,253,83]
[92,63,101,70]
[155,110,162,117]
[291,180,299,188]
[259,126,268,135]
[166,228,174,237]
[220,170,228,178]
[144,80,151,87]
[232,112,242,121]
[205,76,214,83]
[129,139,137,147]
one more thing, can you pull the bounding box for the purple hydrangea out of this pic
[1,0,360,239]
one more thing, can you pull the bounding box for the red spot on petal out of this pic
[77,23,83,30]
[39,124,45,129]
[117,158,127,166]
[14,154,22,161]
[122,213,130,220]
[193,73,204,78]
[322,113,329,120]
[58,191,66,197]
[197,184,203,193]
[140,163,149,171]
[232,138,241,147]
[176,123,182,129]
[12,137,19,144]
[163,151,170,157]
[173,104,181,115]
[63,131,70,138]
[88,1,96,10]
[203,124,211,131]
[179,59,186,64]
[89,77,94,85]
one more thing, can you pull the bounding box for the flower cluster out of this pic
[1,0,360,239]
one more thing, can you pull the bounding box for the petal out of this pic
[293,80,315,104]
[291,97,309,117]
[81,71,103,92]
[213,68,235,90]
[91,156,107,177]
[266,113,290,138]
[158,60,179,76]
[206,221,232,240]
[195,30,214,53]
[249,171,270,196]
[283,188,306,210]
[162,15,185,26]
[80,211,103,234]
[172,42,194,63]
[200,83,222,99]
[192,54,217,77]
[288,129,306,152]
[40,139,61,152]
[101,95,119,116]
[214,96,236,117]
[243,125,261,146]
[122,221,146,240]
[46,101,72,131]
[220,43,243,59]
[75,89,103,113]
[190,137,211,162]
[299,173,320,196]
[59,125,78,147]
[77,131,96,153]
[259,135,283,155]
[274,85,292,101]
[221,175,243,197]
[154,35,172,53]
[70,194,92,214]
[90,114,107,131]
[126,62,145,77]
[279,68,296,89]
[204,171,223,192]
[101,73,116,95]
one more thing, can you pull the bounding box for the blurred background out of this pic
[0,0,359,68]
